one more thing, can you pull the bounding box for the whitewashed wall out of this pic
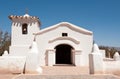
[36,22,93,66]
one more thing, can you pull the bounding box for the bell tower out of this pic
[9,14,40,56]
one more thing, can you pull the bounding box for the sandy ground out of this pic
[0,74,120,79]
[0,66,120,79]
[0,74,18,79]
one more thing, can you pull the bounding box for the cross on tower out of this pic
[25,8,28,14]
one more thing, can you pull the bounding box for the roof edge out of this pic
[34,22,93,35]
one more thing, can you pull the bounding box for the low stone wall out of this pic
[103,59,120,76]
[0,56,26,74]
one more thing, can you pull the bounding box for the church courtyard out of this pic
[0,66,120,79]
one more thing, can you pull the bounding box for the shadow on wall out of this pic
[45,51,48,66]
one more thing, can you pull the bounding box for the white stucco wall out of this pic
[10,17,40,56]
[103,60,120,74]
[10,19,93,67]
[100,49,106,58]
[35,23,93,66]
[0,56,26,74]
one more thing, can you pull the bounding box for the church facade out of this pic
[9,14,93,67]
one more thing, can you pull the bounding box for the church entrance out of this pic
[55,44,73,64]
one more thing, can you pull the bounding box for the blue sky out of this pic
[0,0,120,47]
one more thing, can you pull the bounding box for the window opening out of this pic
[62,33,68,37]
[22,23,28,34]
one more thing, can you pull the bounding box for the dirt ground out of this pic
[0,74,120,79]
[0,74,19,79]
[0,66,120,79]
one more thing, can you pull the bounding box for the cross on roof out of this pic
[25,8,28,14]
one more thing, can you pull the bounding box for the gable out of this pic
[34,22,93,35]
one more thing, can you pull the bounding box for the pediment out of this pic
[34,22,93,35]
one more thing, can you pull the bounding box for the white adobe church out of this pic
[9,14,93,67]
[1,14,120,75]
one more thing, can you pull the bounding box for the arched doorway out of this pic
[55,44,73,64]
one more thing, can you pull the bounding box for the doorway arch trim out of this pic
[49,37,80,44]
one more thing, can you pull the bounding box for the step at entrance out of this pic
[53,64,75,66]
[41,66,89,75]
